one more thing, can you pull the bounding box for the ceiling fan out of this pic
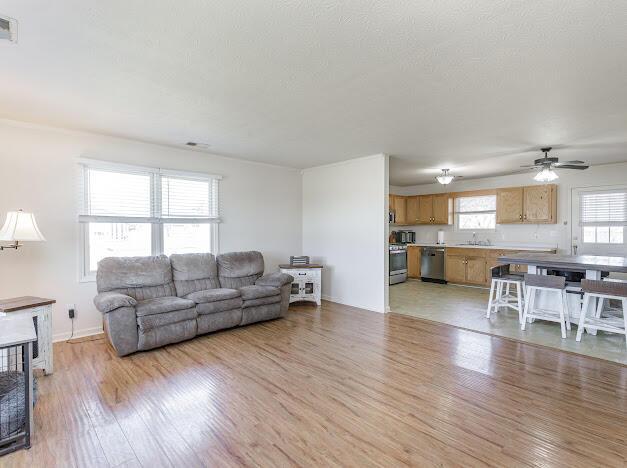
[521,147,589,182]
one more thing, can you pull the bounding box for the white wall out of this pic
[391,162,627,254]
[0,120,302,340]
[302,154,388,313]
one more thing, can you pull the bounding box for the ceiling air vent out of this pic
[0,15,17,43]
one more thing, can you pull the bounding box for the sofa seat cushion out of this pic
[239,285,280,301]
[242,295,281,309]
[135,296,195,317]
[185,288,240,304]
[137,308,197,331]
[196,298,243,315]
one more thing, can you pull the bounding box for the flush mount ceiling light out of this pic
[522,147,589,182]
[0,15,17,43]
[436,169,454,185]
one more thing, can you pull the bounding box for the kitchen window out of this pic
[456,195,497,230]
[78,159,220,280]
[580,190,627,245]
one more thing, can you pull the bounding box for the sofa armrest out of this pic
[256,272,294,288]
[94,292,137,314]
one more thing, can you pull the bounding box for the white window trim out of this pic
[77,158,221,282]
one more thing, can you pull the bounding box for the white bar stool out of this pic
[576,279,627,347]
[486,265,525,324]
[521,274,571,338]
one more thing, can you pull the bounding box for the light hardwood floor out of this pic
[4,301,627,467]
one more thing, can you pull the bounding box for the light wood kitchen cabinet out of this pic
[496,184,557,224]
[417,194,451,225]
[445,254,467,283]
[390,195,408,225]
[406,196,419,225]
[524,185,556,223]
[433,194,451,224]
[496,187,524,223]
[446,248,487,285]
[407,246,421,278]
[393,196,407,224]
[417,195,433,224]
[465,256,487,285]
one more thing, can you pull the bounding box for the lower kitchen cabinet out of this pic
[407,246,421,278]
[465,256,487,285]
[445,255,467,283]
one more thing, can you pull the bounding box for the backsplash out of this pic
[398,223,566,251]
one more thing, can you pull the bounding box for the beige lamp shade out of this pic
[0,210,46,242]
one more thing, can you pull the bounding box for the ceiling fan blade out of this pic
[555,160,585,165]
[555,164,589,170]
[520,164,539,168]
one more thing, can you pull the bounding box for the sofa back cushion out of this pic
[217,251,264,289]
[96,255,176,300]
[170,253,220,297]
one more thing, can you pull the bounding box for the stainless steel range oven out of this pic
[389,244,407,285]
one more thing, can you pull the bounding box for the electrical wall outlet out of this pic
[67,303,76,319]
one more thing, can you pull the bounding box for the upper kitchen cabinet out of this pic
[390,195,407,225]
[417,194,451,225]
[496,184,557,224]
[406,196,419,225]
[524,184,557,223]
[417,195,433,224]
[496,187,524,223]
[433,194,451,224]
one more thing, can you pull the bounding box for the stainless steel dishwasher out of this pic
[420,247,446,283]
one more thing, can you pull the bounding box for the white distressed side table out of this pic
[279,264,323,306]
[0,297,55,375]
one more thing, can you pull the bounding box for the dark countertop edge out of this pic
[0,297,56,312]
[497,254,627,273]
[279,264,323,269]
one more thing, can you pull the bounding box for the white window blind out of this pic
[161,175,219,220]
[580,191,627,226]
[78,161,221,223]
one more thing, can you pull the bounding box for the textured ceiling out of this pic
[1,1,627,184]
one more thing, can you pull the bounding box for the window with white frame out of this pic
[78,160,220,279]
[456,194,497,230]
[580,190,626,244]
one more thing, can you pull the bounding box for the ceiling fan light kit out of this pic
[436,169,454,185]
[533,167,559,182]
[523,147,589,182]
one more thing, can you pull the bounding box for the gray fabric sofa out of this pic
[94,251,293,356]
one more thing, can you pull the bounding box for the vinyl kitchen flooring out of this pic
[390,279,627,365]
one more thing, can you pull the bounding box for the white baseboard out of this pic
[53,326,103,343]
[322,294,385,314]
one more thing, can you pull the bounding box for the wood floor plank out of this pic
[3,301,626,467]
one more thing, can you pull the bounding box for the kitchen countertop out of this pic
[406,243,556,252]
[497,252,627,273]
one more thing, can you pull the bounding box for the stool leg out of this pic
[495,281,503,312]
[486,280,496,318]
[558,290,567,338]
[516,283,523,324]
[521,287,532,330]
[505,283,510,298]
[527,286,536,323]
[622,299,627,348]
[595,297,604,318]
[562,290,571,331]
[576,294,590,342]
